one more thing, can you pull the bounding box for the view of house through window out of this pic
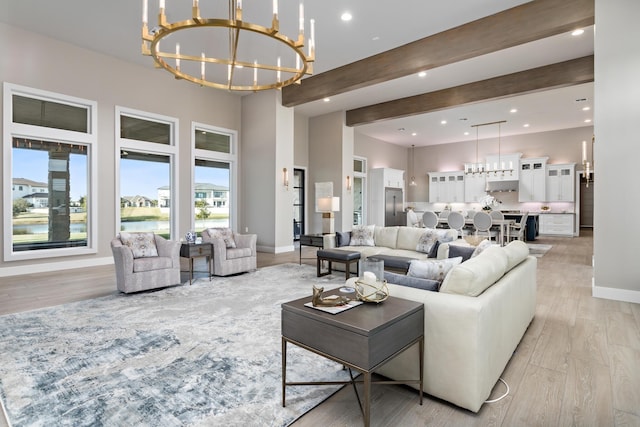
[119,151,171,238]
[11,138,88,251]
[194,159,230,230]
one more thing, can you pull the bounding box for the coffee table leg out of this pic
[364,372,371,427]
[282,337,287,407]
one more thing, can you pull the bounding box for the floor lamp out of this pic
[318,197,340,234]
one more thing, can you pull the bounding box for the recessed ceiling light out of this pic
[323,97,330,102]
[411,132,417,136]
[440,120,447,125]
[418,71,427,78]
[523,123,530,128]
[372,36,380,41]
[582,106,591,111]
[464,132,469,136]
[341,12,352,21]
[510,108,518,113]
[571,29,585,36]
[584,119,592,123]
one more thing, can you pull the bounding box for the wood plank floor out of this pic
[1,230,639,426]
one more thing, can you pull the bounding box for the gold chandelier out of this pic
[141,0,316,91]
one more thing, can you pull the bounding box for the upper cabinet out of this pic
[376,168,404,188]
[546,164,575,202]
[429,171,464,203]
[519,157,548,202]
[464,173,486,203]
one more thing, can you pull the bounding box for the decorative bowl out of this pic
[464,235,486,247]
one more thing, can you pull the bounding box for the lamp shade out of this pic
[318,196,340,212]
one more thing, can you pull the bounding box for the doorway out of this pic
[579,172,594,228]
[293,168,305,240]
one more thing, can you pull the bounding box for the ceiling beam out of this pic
[345,55,593,126]
[281,0,594,107]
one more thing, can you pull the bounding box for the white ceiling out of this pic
[1,0,594,147]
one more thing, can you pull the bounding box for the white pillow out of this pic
[471,238,492,258]
[416,229,439,254]
[407,257,462,282]
[350,225,375,246]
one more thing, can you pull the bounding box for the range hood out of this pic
[485,180,519,193]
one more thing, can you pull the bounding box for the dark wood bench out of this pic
[316,249,361,279]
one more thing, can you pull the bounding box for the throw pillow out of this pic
[119,232,159,258]
[350,225,375,246]
[416,229,438,254]
[336,231,351,247]
[207,227,237,248]
[471,238,492,258]
[448,244,476,262]
[428,240,440,258]
[407,257,462,282]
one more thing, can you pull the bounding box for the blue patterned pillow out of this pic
[119,232,159,258]
[407,257,462,282]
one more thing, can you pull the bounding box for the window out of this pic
[353,156,367,226]
[116,107,178,239]
[192,123,237,232]
[3,83,97,261]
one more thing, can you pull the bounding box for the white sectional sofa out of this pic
[324,226,537,413]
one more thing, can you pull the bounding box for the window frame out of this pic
[191,122,237,232]
[115,106,179,239]
[3,82,98,261]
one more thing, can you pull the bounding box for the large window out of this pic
[116,107,178,239]
[3,83,97,261]
[192,123,237,232]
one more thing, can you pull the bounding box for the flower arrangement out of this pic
[480,195,501,211]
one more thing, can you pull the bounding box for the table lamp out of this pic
[318,196,340,234]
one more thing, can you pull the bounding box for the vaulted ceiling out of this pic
[1,0,594,146]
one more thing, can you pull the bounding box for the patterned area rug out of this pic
[527,243,553,257]
[0,264,350,427]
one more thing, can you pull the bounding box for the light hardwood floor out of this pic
[1,230,639,426]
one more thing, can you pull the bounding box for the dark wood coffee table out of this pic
[281,292,424,427]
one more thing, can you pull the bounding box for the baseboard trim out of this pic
[0,257,114,278]
[593,282,640,304]
[256,245,295,254]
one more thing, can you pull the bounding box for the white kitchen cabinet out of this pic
[369,168,405,226]
[519,157,547,202]
[429,171,464,203]
[464,172,487,202]
[546,164,575,202]
[539,213,574,236]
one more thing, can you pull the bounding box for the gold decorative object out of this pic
[312,285,350,307]
[353,276,389,303]
[464,235,486,247]
[141,0,315,91]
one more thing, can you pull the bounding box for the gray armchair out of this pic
[201,228,257,276]
[111,233,181,293]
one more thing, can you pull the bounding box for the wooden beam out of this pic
[281,0,594,107]
[345,55,594,126]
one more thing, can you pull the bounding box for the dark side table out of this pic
[180,242,212,285]
[299,233,326,264]
[282,292,424,426]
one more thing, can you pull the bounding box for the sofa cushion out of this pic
[439,245,508,296]
[206,227,237,248]
[374,226,399,248]
[503,240,530,271]
[336,231,351,247]
[448,244,476,262]
[407,257,462,282]
[397,227,429,251]
[350,225,375,246]
[384,271,440,292]
[119,232,159,258]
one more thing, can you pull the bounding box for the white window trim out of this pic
[354,155,368,225]
[191,122,238,232]
[115,106,179,239]
[3,82,98,261]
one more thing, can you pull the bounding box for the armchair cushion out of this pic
[204,227,236,248]
[133,256,174,273]
[227,247,253,260]
[118,232,158,258]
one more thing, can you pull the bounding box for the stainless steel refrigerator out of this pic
[384,187,406,226]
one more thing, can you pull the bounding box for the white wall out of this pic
[0,23,241,274]
[593,0,640,301]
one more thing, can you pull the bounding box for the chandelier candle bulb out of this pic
[142,0,148,24]
[299,3,304,34]
[277,57,281,83]
[175,43,180,70]
[310,19,315,56]
[273,0,278,16]
[159,0,165,10]
[582,140,587,163]
[200,53,205,80]
[253,60,257,85]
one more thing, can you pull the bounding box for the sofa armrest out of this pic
[110,241,134,274]
[234,233,257,253]
[322,234,336,249]
[155,236,181,267]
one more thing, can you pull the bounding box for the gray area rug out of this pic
[527,243,552,257]
[0,264,350,427]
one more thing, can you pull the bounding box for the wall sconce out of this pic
[346,175,352,192]
[282,167,289,190]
